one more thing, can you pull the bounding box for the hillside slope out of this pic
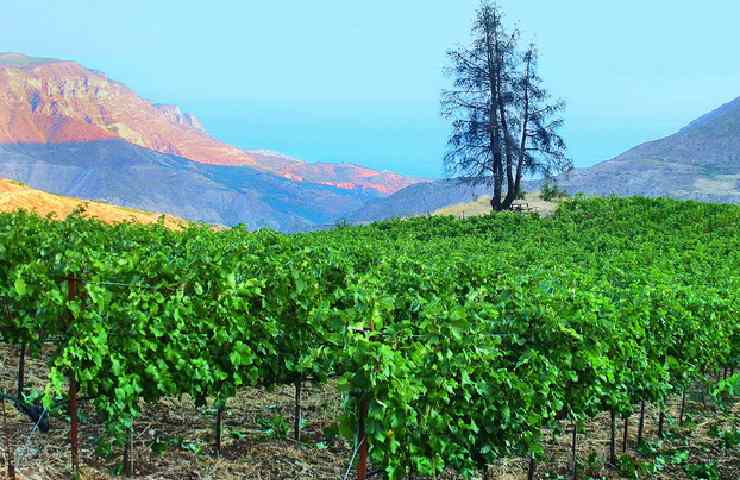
[555,96,740,201]
[0,52,423,195]
[0,177,185,227]
[0,141,376,231]
[343,179,490,223]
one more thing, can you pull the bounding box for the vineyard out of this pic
[0,196,738,479]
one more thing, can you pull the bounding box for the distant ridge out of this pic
[0,53,429,230]
[0,140,378,232]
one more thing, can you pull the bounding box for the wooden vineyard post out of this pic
[215,404,224,457]
[679,387,686,426]
[658,408,665,438]
[123,427,134,477]
[570,423,577,480]
[622,415,629,453]
[356,316,375,480]
[69,378,79,474]
[637,401,645,446]
[527,455,536,480]
[2,397,15,480]
[608,409,616,465]
[294,378,302,443]
[67,276,81,476]
[123,434,129,477]
[17,343,25,399]
[356,398,369,480]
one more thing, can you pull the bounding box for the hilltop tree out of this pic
[442,1,571,210]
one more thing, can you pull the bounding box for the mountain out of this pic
[0,140,376,232]
[0,177,186,227]
[0,52,423,195]
[348,97,740,223]
[553,96,740,202]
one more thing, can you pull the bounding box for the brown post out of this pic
[357,317,375,480]
[294,378,302,443]
[215,406,223,457]
[123,433,130,477]
[571,424,577,480]
[356,315,376,480]
[68,276,80,476]
[17,343,26,399]
[69,374,79,474]
[609,409,616,465]
[2,398,15,480]
[356,399,369,480]
[679,388,686,426]
[637,401,645,446]
[527,455,536,480]
[622,415,629,453]
[122,426,134,477]
[658,409,665,438]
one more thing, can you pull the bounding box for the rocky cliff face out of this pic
[0,53,423,195]
[153,104,205,133]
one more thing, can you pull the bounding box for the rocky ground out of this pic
[433,192,562,218]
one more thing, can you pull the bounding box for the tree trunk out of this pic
[498,88,515,209]
[485,9,503,211]
[513,52,532,200]
[489,11,514,210]
[493,22,515,209]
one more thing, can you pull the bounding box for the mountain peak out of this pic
[680,96,740,135]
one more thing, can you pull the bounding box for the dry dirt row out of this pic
[1,344,737,479]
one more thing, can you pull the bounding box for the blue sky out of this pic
[3,1,740,178]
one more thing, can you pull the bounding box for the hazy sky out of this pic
[3,1,740,178]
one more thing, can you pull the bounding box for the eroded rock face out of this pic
[0,56,260,165]
[0,53,423,195]
[153,104,205,133]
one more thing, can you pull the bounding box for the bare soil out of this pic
[1,344,736,479]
